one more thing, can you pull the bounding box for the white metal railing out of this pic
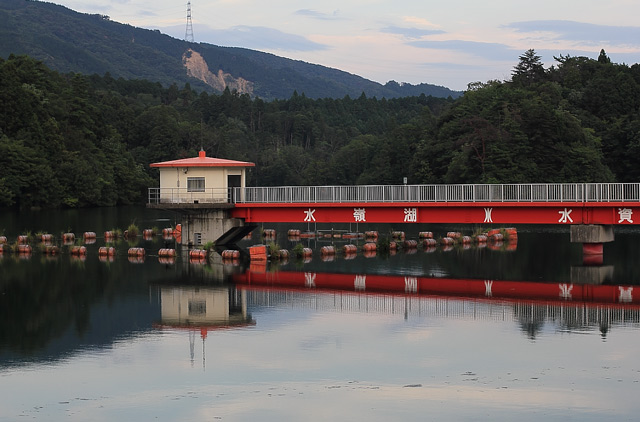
[148,183,640,205]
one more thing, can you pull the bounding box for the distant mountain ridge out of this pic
[0,0,462,100]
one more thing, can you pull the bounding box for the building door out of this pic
[228,175,241,203]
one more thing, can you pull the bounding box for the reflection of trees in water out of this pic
[513,302,640,339]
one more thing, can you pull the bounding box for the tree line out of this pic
[1,49,638,209]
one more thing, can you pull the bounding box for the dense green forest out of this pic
[1,49,639,209]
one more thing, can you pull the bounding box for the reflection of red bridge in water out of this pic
[233,270,639,308]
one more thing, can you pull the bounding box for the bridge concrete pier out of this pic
[148,203,255,247]
[570,224,614,267]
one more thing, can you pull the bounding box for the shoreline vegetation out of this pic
[1,49,635,210]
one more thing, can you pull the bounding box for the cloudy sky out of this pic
[54,0,640,91]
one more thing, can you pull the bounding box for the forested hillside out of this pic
[1,49,639,209]
[0,0,460,100]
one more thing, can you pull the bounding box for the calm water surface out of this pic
[1,207,640,421]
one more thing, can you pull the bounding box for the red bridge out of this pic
[148,183,640,248]
[223,183,640,226]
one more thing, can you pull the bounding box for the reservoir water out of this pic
[1,206,640,421]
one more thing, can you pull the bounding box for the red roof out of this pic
[150,150,255,168]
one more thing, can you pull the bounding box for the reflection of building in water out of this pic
[242,289,640,339]
[159,286,253,329]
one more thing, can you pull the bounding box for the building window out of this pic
[188,300,206,316]
[194,232,202,245]
[187,177,205,192]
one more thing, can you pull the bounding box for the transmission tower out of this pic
[184,1,194,43]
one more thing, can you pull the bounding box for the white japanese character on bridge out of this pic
[354,275,366,290]
[619,286,633,303]
[353,208,366,222]
[484,280,493,297]
[559,283,573,300]
[618,208,633,224]
[484,208,493,223]
[404,208,417,222]
[558,208,573,223]
[305,272,316,288]
[405,277,418,293]
[304,208,316,222]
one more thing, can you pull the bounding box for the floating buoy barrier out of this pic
[423,238,437,247]
[98,246,116,257]
[41,234,53,243]
[162,228,173,237]
[142,229,154,238]
[475,235,488,243]
[440,237,455,246]
[128,247,145,257]
[362,242,377,252]
[189,249,207,260]
[320,245,336,256]
[277,249,290,259]
[43,245,60,255]
[404,240,418,249]
[0,236,6,245]
[446,232,461,240]
[221,249,240,259]
[418,232,434,239]
[343,244,358,254]
[83,232,96,240]
[300,231,316,238]
[104,231,115,240]
[70,246,87,256]
[263,229,276,238]
[301,247,313,258]
[249,245,267,261]
[462,236,472,245]
[391,231,405,240]
[365,231,378,240]
[287,229,301,237]
[17,235,29,244]
[63,233,75,243]
[158,248,176,258]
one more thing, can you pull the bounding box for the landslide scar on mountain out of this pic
[182,49,254,95]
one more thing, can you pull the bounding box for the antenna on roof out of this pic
[184,1,194,43]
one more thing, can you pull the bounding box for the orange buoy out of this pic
[222,250,240,259]
[475,235,488,243]
[489,233,504,242]
[320,246,336,255]
[0,236,6,244]
[287,229,301,237]
[343,244,358,254]
[158,248,177,258]
[404,240,418,249]
[446,232,461,239]
[423,238,437,247]
[162,228,173,237]
[440,237,455,246]
[278,249,290,259]
[83,232,96,239]
[189,249,207,260]
[263,229,276,238]
[302,247,313,258]
[362,242,377,252]
[461,236,472,244]
[128,247,145,257]
[18,244,32,254]
[63,233,75,243]
[17,235,29,244]
[300,231,316,238]
[70,246,87,256]
[99,246,116,256]
[392,231,405,240]
[486,228,502,237]
[41,234,53,243]
[365,231,378,240]
[418,232,434,239]
[104,231,115,240]
[174,224,182,235]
